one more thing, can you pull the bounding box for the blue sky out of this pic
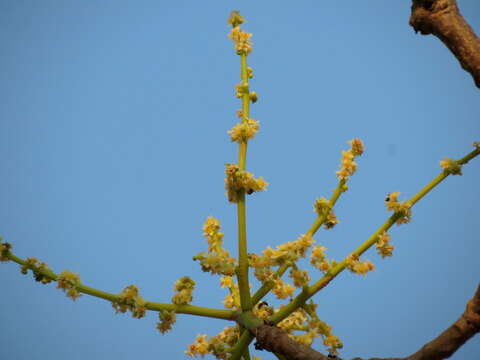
[1,1,479,359]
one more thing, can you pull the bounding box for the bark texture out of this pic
[409,0,480,88]
[251,284,480,360]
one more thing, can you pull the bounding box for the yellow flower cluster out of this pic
[314,197,331,216]
[0,239,12,262]
[112,284,146,318]
[203,216,223,252]
[248,253,274,283]
[324,212,339,229]
[234,82,249,98]
[289,267,311,288]
[253,301,274,320]
[228,26,253,55]
[224,163,268,203]
[186,326,240,359]
[272,278,295,299]
[278,308,308,333]
[20,257,53,284]
[310,245,334,273]
[440,157,462,175]
[345,254,375,275]
[228,118,260,142]
[323,335,343,356]
[376,232,394,258]
[266,234,315,265]
[336,138,364,180]
[220,276,241,309]
[57,270,82,301]
[185,334,209,358]
[194,217,237,276]
[156,309,176,334]
[172,276,196,305]
[227,10,244,28]
[349,138,364,156]
[385,192,412,225]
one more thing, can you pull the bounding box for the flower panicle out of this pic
[227,12,253,55]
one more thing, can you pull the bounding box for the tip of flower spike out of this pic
[227,10,244,27]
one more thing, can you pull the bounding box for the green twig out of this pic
[6,252,235,320]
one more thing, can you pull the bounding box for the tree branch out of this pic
[409,0,480,88]
[250,284,480,360]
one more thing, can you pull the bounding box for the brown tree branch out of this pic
[409,0,480,88]
[251,284,480,360]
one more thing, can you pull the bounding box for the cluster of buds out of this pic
[112,284,146,318]
[272,278,295,299]
[302,302,344,355]
[185,326,240,359]
[253,301,274,320]
[345,254,375,275]
[228,118,260,142]
[278,308,308,333]
[227,11,252,55]
[156,309,176,334]
[262,234,314,266]
[20,257,53,284]
[248,253,274,283]
[172,276,196,305]
[310,245,334,274]
[0,238,12,262]
[385,192,412,225]
[185,334,210,357]
[225,163,268,203]
[57,270,82,301]
[440,157,462,175]
[336,138,364,180]
[313,197,339,229]
[376,232,394,258]
[193,217,237,276]
[220,276,241,309]
[289,267,311,288]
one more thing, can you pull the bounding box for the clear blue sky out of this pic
[1,1,479,359]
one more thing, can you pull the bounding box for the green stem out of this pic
[236,52,252,312]
[270,147,480,324]
[7,252,235,320]
[230,331,254,360]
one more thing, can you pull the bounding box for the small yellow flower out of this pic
[349,138,364,156]
[220,276,233,288]
[439,157,462,175]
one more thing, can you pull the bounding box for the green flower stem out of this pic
[229,331,254,360]
[251,262,290,306]
[270,147,480,324]
[6,252,235,320]
[236,52,253,312]
[307,179,346,236]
